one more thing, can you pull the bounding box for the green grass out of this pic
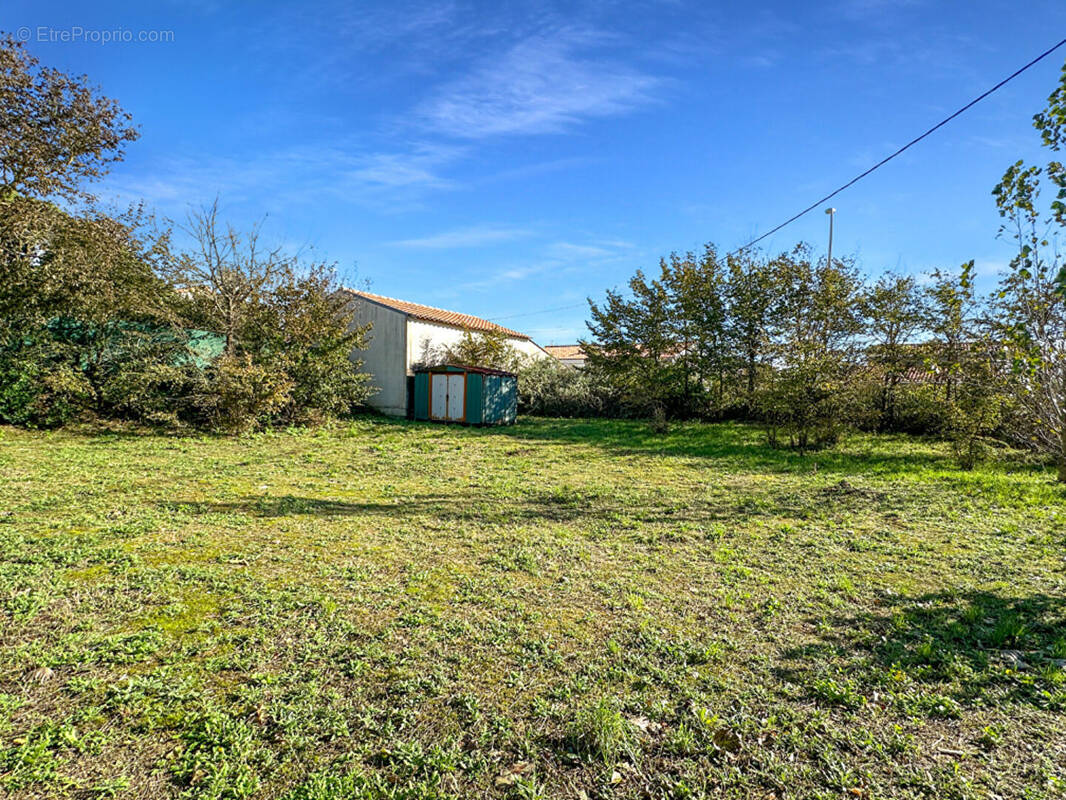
[0,417,1064,799]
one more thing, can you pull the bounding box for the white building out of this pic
[344,290,549,416]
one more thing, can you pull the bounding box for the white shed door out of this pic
[430,374,449,420]
[446,374,465,421]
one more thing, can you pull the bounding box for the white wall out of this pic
[407,319,466,368]
[514,338,552,361]
[406,319,549,367]
[348,296,408,416]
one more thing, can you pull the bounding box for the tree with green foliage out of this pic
[517,356,614,417]
[165,203,373,431]
[863,272,924,429]
[584,266,680,416]
[991,61,1066,480]
[243,265,374,424]
[0,35,165,426]
[167,198,294,358]
[759,244,865,449]
[923,262,981,406]
[0,34,138,203]
[0,196,183,426]
[661,245,731,411]
[921,262,1003,468]
[426,327,524,373]
[724,250,779,412]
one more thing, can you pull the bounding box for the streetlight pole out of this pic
[825,207,836,268]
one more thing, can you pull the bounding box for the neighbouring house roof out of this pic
[346,290,530,340]
[544,345,586,360]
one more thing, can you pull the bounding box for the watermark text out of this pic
[16,26,175,45]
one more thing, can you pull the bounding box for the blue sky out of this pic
[8,1,1066,343]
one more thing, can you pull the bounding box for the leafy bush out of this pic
[106,361,205,427]
[758,362,866,450]
[890,384,953,435]
[0,337,90,428]
[242,272,374,424]
[416,327,523,373]
[195,355,293,434]
[517,358,618,417]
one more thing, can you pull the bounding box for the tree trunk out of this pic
[1059,427,1066,483]
[746,350,756,408]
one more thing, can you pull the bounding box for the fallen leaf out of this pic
[628,715,662,733]
[494,761,533,787]
[28,666,54,683]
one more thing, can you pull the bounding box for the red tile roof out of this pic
[544,345,586,360]
[346,290,530,339]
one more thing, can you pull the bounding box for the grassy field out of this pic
[1,417,1064,799]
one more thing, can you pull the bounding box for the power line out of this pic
[491,37,1066,324]
[728,36,1066,256]
[491,302,587,321]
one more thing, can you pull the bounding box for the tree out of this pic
[759,244,865,449]
[0,35,138,202]
[0,37,170,427]
[244,264,374,424]
[0,37,373,432]
[166,204,373,430]
[661,246,730,412]
[922,262,1003,468]
[585,267,680,416]
[517,356,613,418]
[923,262,980,405]
[724,250,778,411]
[167,198,294,357]
[990,62,1066,480]
[0,198,182,426]
[863,272,924,429]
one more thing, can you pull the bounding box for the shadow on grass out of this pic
[474,418,956,477]
[778,589,1066,712]
[158,484,855,527]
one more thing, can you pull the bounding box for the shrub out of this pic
[518,358,625,418]
[105,361,205,427]
[243,271,374,424]
[0,339,89,428]
[757,362,865,450]
[649,404,670,434]
[195,356,293,433]
[891,384,953,435]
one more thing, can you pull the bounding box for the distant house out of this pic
[343,290,548,416]
[544,344,588,369]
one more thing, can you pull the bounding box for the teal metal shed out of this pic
[412,364,517,425]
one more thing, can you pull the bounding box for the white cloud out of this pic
[102,141,464,216]
[390,225,531,249]
[418,28,661,138]
[346,145,462,190]
[456,236,637,291]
